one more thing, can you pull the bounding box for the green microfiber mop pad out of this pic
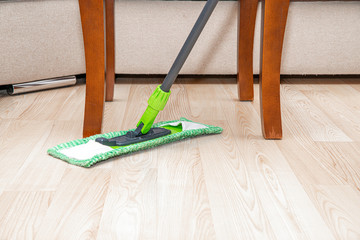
[48,118,222,168]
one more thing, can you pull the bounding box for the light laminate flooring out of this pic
[0,77,360,240]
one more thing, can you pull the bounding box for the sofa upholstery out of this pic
[1,0,359,86]
[0,0,85,85]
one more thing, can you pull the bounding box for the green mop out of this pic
[48,0,222,167]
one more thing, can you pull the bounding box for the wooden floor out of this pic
[0,77,360,239]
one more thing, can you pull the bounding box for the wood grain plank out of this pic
[343,78,360,95]
[0,191,53,239]
[280,83,352,142]
[199,121,276,239]
[0,119,11,144]
[7,120,82,191]
[283,79,360,142]
[184,78,228,121]
[0,85,85,190]
[217,84,335,239]
[0,91,41,120]
[97,146,159,240]
[156,138,215,240]
[277,82,360,187]
[54,84,86,122]
[300,88,360,142]
[0,120,53,189]
[220,90,290,172]
[314,142,360,191]
[251,171,335,240]
[220,81,299,173]
[98,137,215,240]
[304,185,360,239]
[97,169,157,240]
[19,87,78,121]
[284,78,360,116]
[1,77,360,239]
[277,122,360,187]
[322,84,360,120]
[277,140,343,186]
[35,169,110,239]
[102,79,131,134]
[5,87,80,121]
[0,83,85,122]
[0,93,24,120]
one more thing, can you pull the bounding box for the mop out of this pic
[48,0,222,167]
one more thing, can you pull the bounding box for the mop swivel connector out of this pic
[148,85,171,111]
[137,85,171,134]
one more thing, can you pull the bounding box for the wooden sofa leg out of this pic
[259,0,289,139]
[237,0,258,101]
[105,0,115,102]
[79,0,105,138]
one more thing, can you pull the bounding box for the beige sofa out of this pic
[1,0,360,86]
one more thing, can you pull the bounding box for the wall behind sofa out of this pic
[1,0,360,85]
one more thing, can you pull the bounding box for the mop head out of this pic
[48,118,222,167]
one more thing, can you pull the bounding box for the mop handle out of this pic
[160,0,219,92]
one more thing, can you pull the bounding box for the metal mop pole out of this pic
[132,0,219,135]
[160,0,219,92]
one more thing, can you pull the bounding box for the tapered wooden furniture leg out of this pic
[237,0,258,101]
[105,0,115,102]
[259,0,289,139]
[79,0,105,137]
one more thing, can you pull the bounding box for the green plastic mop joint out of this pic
[137,85,171,134]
